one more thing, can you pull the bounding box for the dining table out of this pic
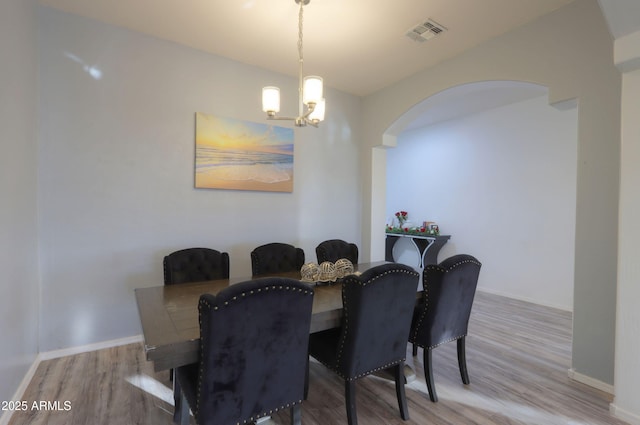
[134,260,400,372]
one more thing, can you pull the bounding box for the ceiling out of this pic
[38,0,579,97]
[37,0,640,130]
[597,0,640,39]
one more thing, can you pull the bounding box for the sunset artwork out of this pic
[195,113,294,192]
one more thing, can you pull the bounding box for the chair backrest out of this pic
[163,248,230,285]
[336,263,419,379]
[411,254,482,348]
[315,239,359,264]
[250,242,305,276]
[194,278,314,424]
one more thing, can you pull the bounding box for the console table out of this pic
[385,233,451,268]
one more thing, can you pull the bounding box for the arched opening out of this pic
[380,80,578,311]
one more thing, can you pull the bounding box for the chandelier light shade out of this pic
[302,76,323,105]
[262,86,281,115]
[261,0,325,127]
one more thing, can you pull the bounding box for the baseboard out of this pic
[0,354,42,425]
[39,334,143,361]
[567,368,614,395]
[610,403,640,425]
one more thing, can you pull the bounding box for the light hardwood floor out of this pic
[9,292,628,425]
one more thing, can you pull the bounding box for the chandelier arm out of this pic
[267,115,299,121]
[267,114,317,128]
[300,102,316,119]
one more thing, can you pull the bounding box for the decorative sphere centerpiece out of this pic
[334,258,354,278]
[300,262,320,282]
[317,261,338,282]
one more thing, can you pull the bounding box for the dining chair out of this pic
[250,242,305,276]
[163,247,230,284]
[307,263,420,425]
[173,277,315,425]
[315,239,359,264]
[163,247,230,382]
[409,254,482,402]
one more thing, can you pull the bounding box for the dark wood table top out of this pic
[135,261,392,371]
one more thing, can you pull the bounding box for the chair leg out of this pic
[423,348,438,402]
[173,375,191,425]
[412,343,418,356]
[290,404,301,425]
[179,390,190,425]
[393,363,409,420]
[345,380,358,425]
[457,336,470,385]
[172,375,181,423]
[304,355,310,400]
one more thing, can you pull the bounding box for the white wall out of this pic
[0,0,40,408]
[362,0,620,385]
[612,33,640,425]
[37,7,362,351]
[387,95,577,310]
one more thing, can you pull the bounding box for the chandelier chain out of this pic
[297,1,305,118]
[298,1,304,64]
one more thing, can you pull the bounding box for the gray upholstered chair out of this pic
[250,242,305,277]
[163,247,229,284]
[173,277,315,425]
[307,263,419,425]
[409,254,482,402]
[315,239,359,264]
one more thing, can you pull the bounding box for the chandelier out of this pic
[262,0,325,127]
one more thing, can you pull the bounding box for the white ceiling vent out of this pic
[405,19,447,42]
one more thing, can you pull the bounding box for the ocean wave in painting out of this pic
[196,146,293,183]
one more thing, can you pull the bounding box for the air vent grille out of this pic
[406,19,447,42]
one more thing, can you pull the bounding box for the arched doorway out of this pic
[381,80,578,309]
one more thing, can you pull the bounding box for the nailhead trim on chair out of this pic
[410,257,481,346]
[315,358,405,381]
[412,335,465,350]
[332,267,419,379]
[440,257,482,272]
[239,400,303,425]
[193,283,313,423]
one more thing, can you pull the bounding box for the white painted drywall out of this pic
[613,37,640,424]
[0,0,40,409]
[361,0,620,385]
[37,7,362,351]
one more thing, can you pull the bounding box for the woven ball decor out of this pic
[317,261,338,282]
[334,258,354,278]
[300,262,320,282]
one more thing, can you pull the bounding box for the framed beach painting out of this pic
[195,113,294,192]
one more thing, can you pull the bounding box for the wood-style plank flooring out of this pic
[9,292,628,425]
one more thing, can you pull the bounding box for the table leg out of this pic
[385,235,400,262]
